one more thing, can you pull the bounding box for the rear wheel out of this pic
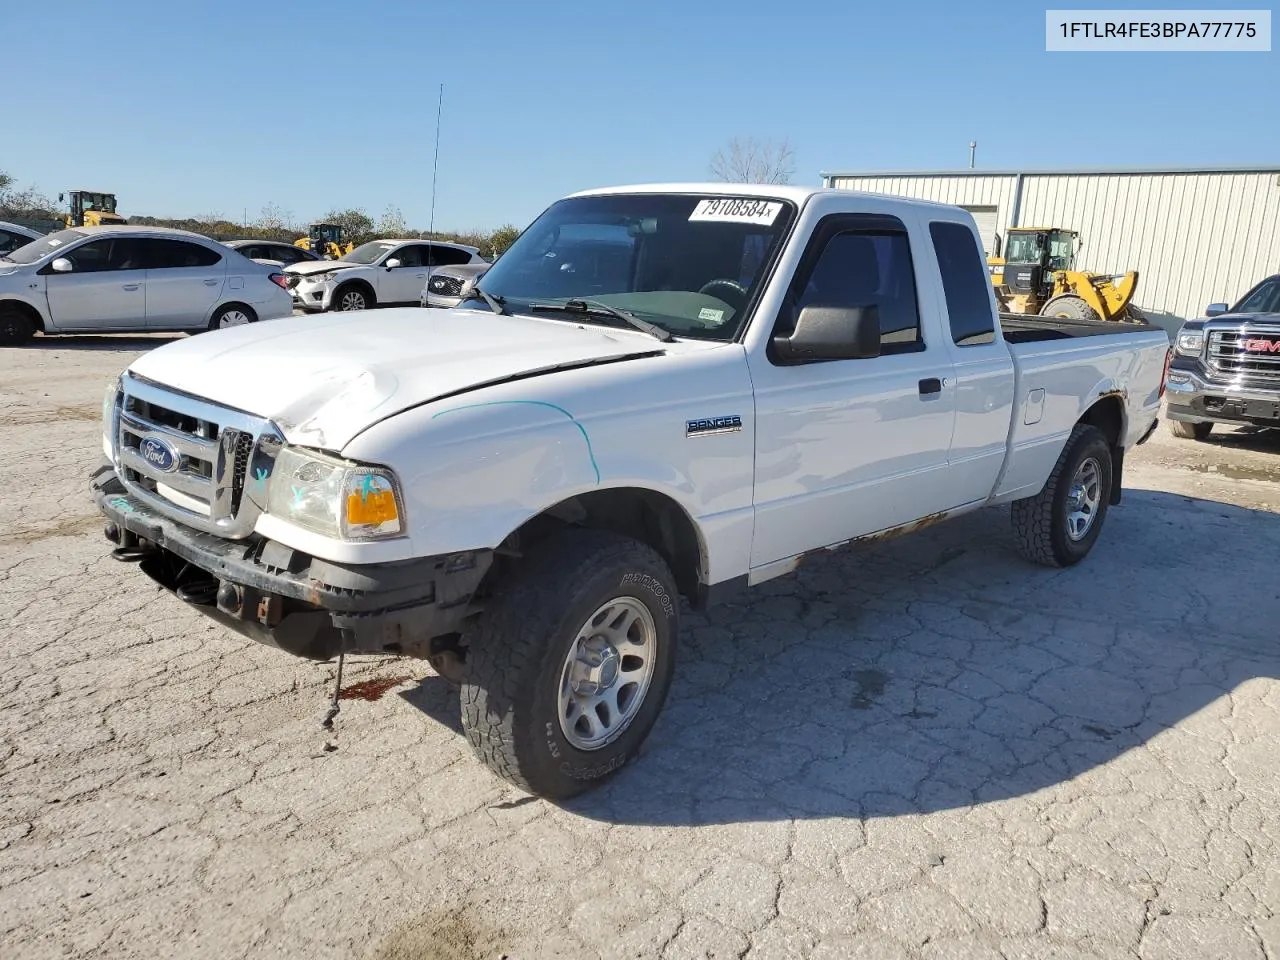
[0,308,35,346]
[207,304,256,331]
[1011,424,1113,567]
[1170,420,1213,441]
[460,529,679,799]
[1040,294,1101,323]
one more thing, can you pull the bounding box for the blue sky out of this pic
[4,1,1275,232]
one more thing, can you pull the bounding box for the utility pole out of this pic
[429,83,443,235]
[969,140,977,169]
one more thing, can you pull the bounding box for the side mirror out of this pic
[51,258,73,273]
[773,304,881,363]
[1205,302,1228,317]
[385,258,402,270]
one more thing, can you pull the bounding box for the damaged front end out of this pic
[93,465,490,662]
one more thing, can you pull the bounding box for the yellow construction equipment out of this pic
[988,226,1142,322]
[61,190,127,228]
[295,223,354,259]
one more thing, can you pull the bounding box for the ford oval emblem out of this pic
[139,436,178,473]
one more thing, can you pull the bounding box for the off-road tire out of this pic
[0,308,35,346]
[1169,419,1213,441]
[333,284,374,312]
[1011,423,1113,567]
[460,529,679,799]
[1041,294,1102,323]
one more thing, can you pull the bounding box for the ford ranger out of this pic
[92,184,1171,798]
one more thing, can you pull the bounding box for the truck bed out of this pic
[999,313,1161,343]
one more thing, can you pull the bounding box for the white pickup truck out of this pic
[93,183,1170,798]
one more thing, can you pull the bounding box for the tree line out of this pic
[0,172,522,259]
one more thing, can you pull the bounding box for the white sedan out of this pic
[0,220,43,255]
[284,238,485,312]
[0,226,293,345]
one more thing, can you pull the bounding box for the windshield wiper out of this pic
[528,298,674,342]
[460,286,507,316]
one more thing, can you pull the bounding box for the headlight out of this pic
[265,447,404,540]
[102,375,121,451]
[1175,330,1204,357]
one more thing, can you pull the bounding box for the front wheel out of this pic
[1040,294,1102,323]
[1011,424,1113,567]
[333,285,373,312]
[0,308,35,346]
[460,529,678,799]
[1170,420,1213,441]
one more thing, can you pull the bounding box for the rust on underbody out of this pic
[792,510,954,568]
[856,510,950,544]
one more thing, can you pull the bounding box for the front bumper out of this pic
[92,465,491,661]
[1164,368,1280,426]
[290,283,330,311]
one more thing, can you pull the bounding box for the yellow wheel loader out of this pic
[988,227,1142,323]
[61,190,127,228]
[295,223,355,260]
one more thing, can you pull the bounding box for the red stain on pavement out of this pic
[338,675,412,701]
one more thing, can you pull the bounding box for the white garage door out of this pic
[961,206,999,258]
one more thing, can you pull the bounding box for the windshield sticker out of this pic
[47,238,63,247]
[698,307,724,323]
[689,198,782,225]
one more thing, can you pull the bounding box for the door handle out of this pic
[122,283,140,291]
[203,279,220,286]
[918,377,943,396]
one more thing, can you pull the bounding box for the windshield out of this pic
[341,241,395,265]
[5,229,86,264]
[472,193,797,340]
[79,193,117,213]
[1002,232,1042,264]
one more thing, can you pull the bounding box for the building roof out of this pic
[821,164,1280,180]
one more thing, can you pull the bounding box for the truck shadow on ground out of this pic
[403,490,1280,824]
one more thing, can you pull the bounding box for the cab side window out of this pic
[930,221,996,346]
[785,222,922,354]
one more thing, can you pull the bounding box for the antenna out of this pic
[429,83,443,234]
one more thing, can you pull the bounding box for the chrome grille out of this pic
[430,275,464,297]
[1207,325,1280,384]
[113,374,282,538]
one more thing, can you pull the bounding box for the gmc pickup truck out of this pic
[1166,274,1280,440]
[93,184,1171,798]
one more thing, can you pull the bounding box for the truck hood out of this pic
[284,259,363,277]
[126,308,666,450]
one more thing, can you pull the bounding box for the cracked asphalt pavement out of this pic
[3,334,1279,960]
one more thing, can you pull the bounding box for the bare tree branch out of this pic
[709,137,796,184]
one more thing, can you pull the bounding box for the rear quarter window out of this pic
[930,221,996,346]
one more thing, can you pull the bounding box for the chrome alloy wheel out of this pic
[1065,456,1102,541]
[557,597,658,751]
[338,290,366,311]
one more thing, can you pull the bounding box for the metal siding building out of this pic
[820,166,1280,331]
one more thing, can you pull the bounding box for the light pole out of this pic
[429,84,443,234]
[969,140,977,169]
